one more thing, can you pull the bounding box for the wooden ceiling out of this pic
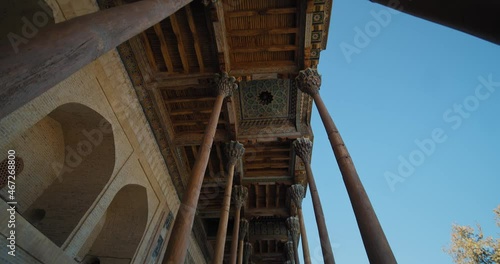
[98,0,332,262]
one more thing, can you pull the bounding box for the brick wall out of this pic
[0,115,64,213]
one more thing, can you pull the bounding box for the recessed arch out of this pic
[84,184,148,263]
[1,102,116,246]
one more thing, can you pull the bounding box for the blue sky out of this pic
[300,0,500,263]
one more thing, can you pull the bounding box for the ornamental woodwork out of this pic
[226,141,245,166]
[295,68,321,96]
[201,0,216,6]
[239,219,249,240]
[232,185,248,209]
[286,216,300,244]
[290,184,305,209]
[215,72,238,98]
[293,137,313,164]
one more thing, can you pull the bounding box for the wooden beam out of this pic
[216,143,225,174]
[251,252,286,258]
[245,163,290,170]
[227,7,297,18]
[275,184,280,207]
[213,1,231,71]
[246,156,290,162]
[245,170,289,177]
[245,148,290,153]
[242,176,293,184]
[182,146,192,175]
[232,45,298,53]
[246,208,289,217]
[174,130,226,146]
[153,23,174,72]
[229,27,299,37]
[207,159,215,178]
[191,145,198,157]
[231,62,298,76]
[169,13,189,73]
[140,32,157,71]
[255,184,260,209]
[185,5,205,72]
[157,78,200,88]
[166,96,215,104]
[265,184,270,208]
[169,108,213,116]
[172,119,224,127]
[155,71,216,80]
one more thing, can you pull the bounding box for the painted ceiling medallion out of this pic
[239,79,290,119]
[258,91,274,105]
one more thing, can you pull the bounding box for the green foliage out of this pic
[444,205,500,264]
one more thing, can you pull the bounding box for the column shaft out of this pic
[229,208,241,264]
[164,94,224,264]
[312,93,397,263]
[212,164,236,263]
[293,239,300,264]
[0,0,192,119]
[303,161,335,264]
[237,240,244,264]
[298,208,311,264]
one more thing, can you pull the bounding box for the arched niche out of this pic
[83,184,149,264]
[1,102,116,246]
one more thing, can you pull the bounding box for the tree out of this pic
[444,205,500,264]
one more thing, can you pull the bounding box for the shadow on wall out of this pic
[82,184,149,264]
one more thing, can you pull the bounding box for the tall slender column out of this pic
[229,185,248,264]
[286,216,301,264]
[0,0,192,119]
[164,73,237,264]
[293,138,335,264]
[213,141,245,263]
[296,68,397,263]
[237,218,249,264]
[285,240,296,264]
[243,242,252,264]
[290,184,311,264]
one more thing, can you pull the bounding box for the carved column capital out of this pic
[232,185,248,209]
[295,68,321,96]
[201,0,217,6]
[286,216,300,243]
[226,141,245,166]
[243,242,253,264]
[285,241,295,264]
[289,184,305,209]
[215,72,238,98]
[239,218,249,240]
[293,137,313,164]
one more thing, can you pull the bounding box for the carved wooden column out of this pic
[296,68,397,264]
[290,184,311,264]
[285,240,296,264]
[286,216,301,264]
[164,73,237,264]
[237,219,249,264]
[213,141,245,263]
[0,0,192,119]
[243,242,252,264]
[229,185,248,264]
[293,137,335,264]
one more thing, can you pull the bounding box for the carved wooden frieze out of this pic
[248,219,288,238]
